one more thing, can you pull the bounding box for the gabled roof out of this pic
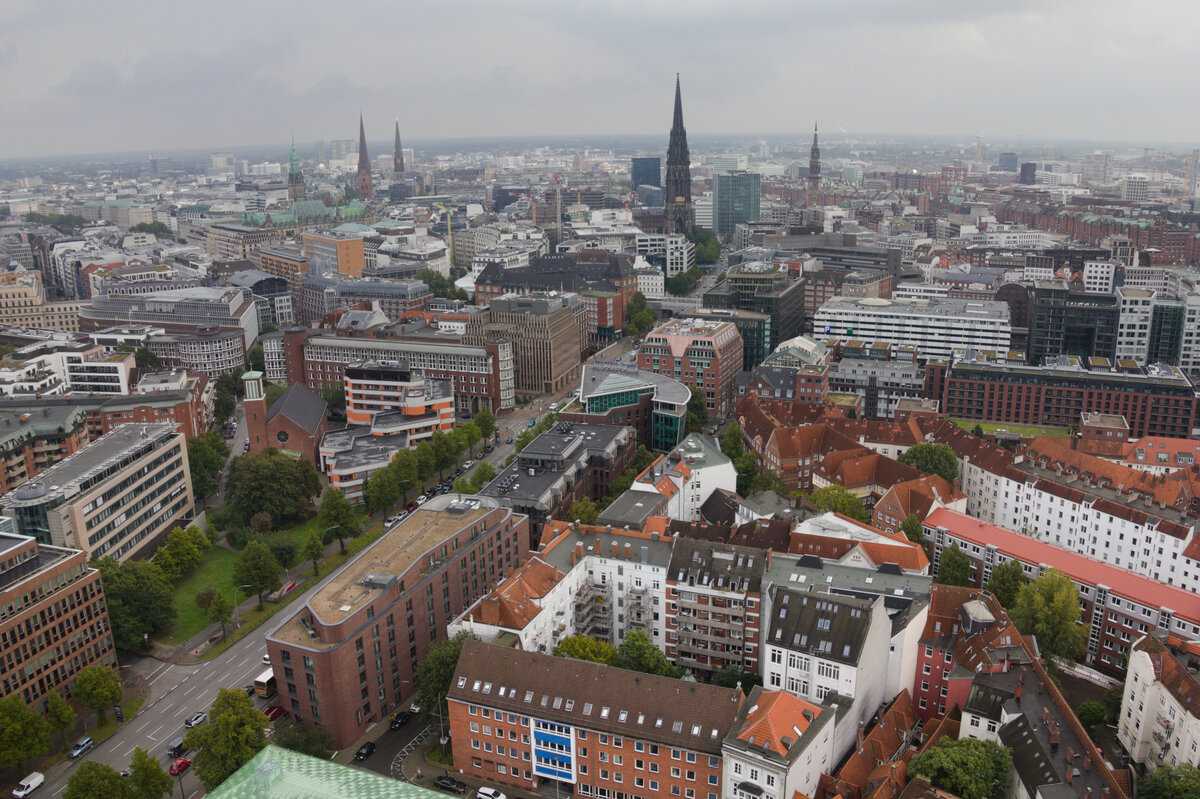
[816,692,919,799]
[1135,634,1200,718]
[729,688,825,759]
[267,382,327,434]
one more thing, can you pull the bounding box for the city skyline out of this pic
[2,0,1198,159]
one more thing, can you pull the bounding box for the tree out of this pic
[317,488,358,554]
[908,737,1011,799]
[474,406,496,441]
[126,346,159,370]
[685,385,708,434]
[45,689,76,752]
[712,664,752,689]
[153,546,181,581]
[734,451,760,495]
[226,448,319,526]
[430,430,459,477]
[213,385,236,423]
[0,695,51,771]
[1009,568,1087,661]
[415,441,436,481]
[807,485,870,523]
[63,761,126,799]
[984,558,1025,608]
[93,558,175,650]
[453,476,472,494]
[628,307,658,339]
[125,745,173,799]
[470,461,496,491]
[972,423,986,437]
[302,531,324,576]
[187,431,228,502]
[74,665,122,725]
[203,591,235,639]
[720,422,745,460]
[1138,764,1200,799]
[129,220,172,237]
[391,450,420,500]
[184,688,269,791]
[320,382,345,414]
[688,229,721,264]
[457,421,482,455]
[936,543,973,587]
[553,635,618,664]
[415,633,474,721]
[164,525,202,572]
[365,467,401,513]
[898,443,958,483]
[263,381,286,407]
[611,629,682,677]
[1103,684,1124,724]
[233,540,283,610]
[248,343,265,373]
[416,268,470,301]
[568,498,599,525]
[274,717,335,759]
[249,511,273,534]
[1077,700,1105,729]
[749,469,786,496]
[901,513,925,546]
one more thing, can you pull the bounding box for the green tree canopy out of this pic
[365,467,401,513]
[226,448,319,526]
[187,431,229,502]
[248,343,265,373]
[391,450,420,500]
[984,558,1025,608]
[749,469,786,496]
[0,695,51,771]
[1077,700,1105,728]
[1138,764,1200,799]
[129,221,173,238]
[417,268,470,301]
[685,385,708,434]
[133,347,159,369]
[125,745,173,799]
[1009,568,1087,661]
[415,441,436,480]
[184,688,269,791]
[470,461,496,491]
[936,543,973,587]
[213,385,236,423]
[233,540,283,610]
[568,498,600,525]
[908,737,1012,799]
[273,718,335,759]
[74,665,123,725]
[553,635,618,664]
[898,443,958,483]
[806,485,870,523]
[453,476,472,493]
[63,761,126,799]
[687,229,721,264]
[93,558,175,650]
[203,590,234,638]
[474,406,496,441]
[302,531,324,576]
[320,383,345,413]
[720,422,745,459]
[415,633,474,720]
[1103,684,1123,723]
[734,451,760,496]
[610,629,683,677]
[45,689,76,751]
[628,307,658,339]
[317,488,359,554]
[901,513,925,545]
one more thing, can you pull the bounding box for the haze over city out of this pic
[3,0,1199,158]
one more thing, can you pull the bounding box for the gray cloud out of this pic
[1,0,1197,158]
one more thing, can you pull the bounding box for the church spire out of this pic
[664,73,693,235]
[807,121,821,207]
[287,131,306,203]
[394,118,405,178]
[356,114,373,200]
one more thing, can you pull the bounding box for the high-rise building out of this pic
[997,152,1018,172]
[1123,174,1149,203]
[1026,280,1119,364]
[631,155,661,189]
[713,170,761,237]
[807,123,821,204]
[356,115,373,200]
[287,135,305,203]
[393,118,405,180]
[663,76,693,235]
[1018,162,1037,185]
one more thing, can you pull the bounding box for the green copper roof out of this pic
[333,223,371,233]
[207,745,444,799]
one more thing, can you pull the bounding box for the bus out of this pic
[254,668,277,699]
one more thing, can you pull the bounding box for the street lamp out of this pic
[230,584,252,629]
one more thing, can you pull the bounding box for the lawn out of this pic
[952,419,1072,439]
[161,546,242,645]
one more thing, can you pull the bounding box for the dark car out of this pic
[435,775,468,794]
[405,500,420,512]
[505,436,513,444]
[354,741,376,761]
[389,711,411,730]
[484,444,494,453]
[243,684,255,696]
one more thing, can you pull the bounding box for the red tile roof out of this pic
[924,508,1200,626]
[732,690,825,757]
[1135,635,1200,717]
[816,692,919,799]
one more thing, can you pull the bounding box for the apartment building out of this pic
[922,508,1200,672]
[722,688,836,799]
[0,423,193,563]
[635,233,696,278]
[0,525,115,709]
[0,270,83,331]
[296,274,432,324]
[0,405,90,498]
[812,296,1011,362]
[1119,635,1200,770]
[703,261,805,351]
[628,434,736,523]
[206,223,282,261]
[639,319,744,417]
[259,245,310,292]
[563,364,690,454]
[463,293,584,396]
[302,230,366,277]
[447,640,742,797]
[266,496,529,748]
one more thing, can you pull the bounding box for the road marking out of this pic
[150,724,164,738]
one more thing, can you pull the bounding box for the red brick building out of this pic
[266,495,531,748]
[243,372,328,464]
[448,639,741,796]
[0,405,91,494]
[639,318,744,417]
[0,529,115,709]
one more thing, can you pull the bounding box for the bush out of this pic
[226,526,251,550]
[264,539,297,569]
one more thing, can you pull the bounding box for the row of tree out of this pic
[687,229,721,265]
[0,665,121,773]
[666,266,703,296]
[554,630,684,677]
[417,268,470,301]
[186,431,230,501]
[625,291,658,340]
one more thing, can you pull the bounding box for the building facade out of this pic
[639,319,744,417]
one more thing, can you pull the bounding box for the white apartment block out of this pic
[1083,261,1117,294]
[721,689,837,799]
[1119,635,1200,770]
[635,234,696,278]
[968,225,1052,249]
[635,267,665,298]
[629,434,736,523]
[1116,287,1155,363]
[812,296,1011,361]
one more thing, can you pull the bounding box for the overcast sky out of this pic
[2,0,1197,159]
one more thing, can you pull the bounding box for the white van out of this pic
[13,772,44,798]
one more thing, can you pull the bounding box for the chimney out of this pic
[857,721,865,748]
[611,541,619,558]
[624,543,632,560]
[576,542,584,560]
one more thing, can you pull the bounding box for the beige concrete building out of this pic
[0,271,84,331]
[206,223,283,261]
[1,423,193,563]
[463,292,584,396]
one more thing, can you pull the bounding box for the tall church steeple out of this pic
[807,122,821,206]
[664,74,694,236]
[288,133,306,203]
[393,118,405,179]
[356,114,373,200]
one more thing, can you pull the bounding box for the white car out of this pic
[184,711,207,728]
[261,654,271,666]
[462,460,474,469]
[478,788,507,799]
[417,494,429,504]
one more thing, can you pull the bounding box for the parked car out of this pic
[389,711,411,730]
[463,460,474,469]
[261,654,271,665]
[483,444,494,453]
[12,772,44,798]
[478,788,507,799]
[527,418,536,427]
[354,742,376,761]
[67,737,94,758]
[409,700,421,714]
[506,436,513,444]
[264,706,288,722]
[406,500,420,512]
[184,711,207,728]
[395,510,409,523]
[417,494,428,504]
[243,684,255,696]
[386,515,400,526]
[435,775,468,794]
[168,758,191,776]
